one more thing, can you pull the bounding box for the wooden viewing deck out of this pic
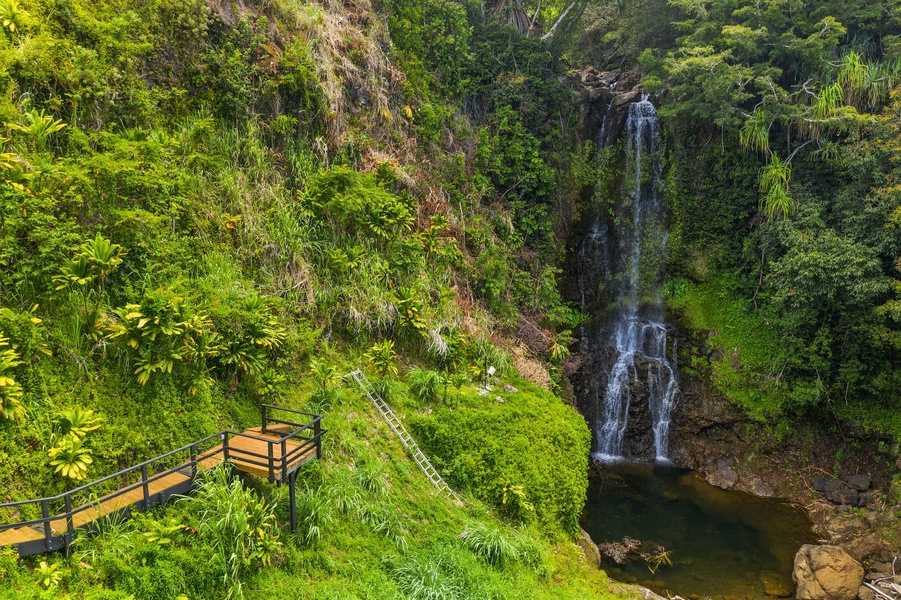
[0,404,325,558]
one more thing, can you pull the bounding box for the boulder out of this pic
[609,584,666,600]
[826,486,859,506]
[858,491,872,507]
[587,87,614,103]
[706,458,739,490]
[858,585,876,600]
[845,475,871,491]
[748,477,776,497]
[813,476,829,493]
[824,479,843,494]
[611,90,641,108]
[844,533,887,563]
[577,528,601,567]
[792,544,864,600]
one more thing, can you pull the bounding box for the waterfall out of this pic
[588,96,678,463]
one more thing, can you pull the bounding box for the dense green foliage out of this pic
[0,380,620,599]
[409,376,590,533]
[579,0,901,437]
[0,0,619,597]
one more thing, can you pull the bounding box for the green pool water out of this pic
[581,462,816,600]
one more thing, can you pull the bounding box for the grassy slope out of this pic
[0,0,646,596]
[0,369,633,599]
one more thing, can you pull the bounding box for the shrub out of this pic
[460,521,518,568]
[182,466,283,598]
[406,367,443,404]
[410,381,590,534]
[304,167,414,241]
[365,340,399,379]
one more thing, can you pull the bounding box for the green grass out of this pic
[0,368,635,600]
[667,276,791,420]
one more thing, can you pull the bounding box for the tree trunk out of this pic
[540,0,588,42]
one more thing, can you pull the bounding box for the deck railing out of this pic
[0,404,324,556]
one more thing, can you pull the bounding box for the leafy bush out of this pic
[406,367,443,404]
[382,0,472,96]
[305,167,414,241]
[410,380,590,534]
[182,466,283,598]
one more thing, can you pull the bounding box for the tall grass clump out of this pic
[354,450,387,495]
[459,521,518,568]
[326,467,364,515]
[71,512,136,564]
[182,466,284,599]
[406,367,443,403]
[389,553,464,600]
[292,484,333,547]
[358,501,408,550]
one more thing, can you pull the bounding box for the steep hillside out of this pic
[0,0,624,597]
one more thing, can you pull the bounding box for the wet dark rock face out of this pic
[571,339,678,462]
[574,68,649,146]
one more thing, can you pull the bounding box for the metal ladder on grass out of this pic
[348,369,460,502]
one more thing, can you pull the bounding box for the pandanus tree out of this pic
[0,0,28,36]
[47,406,103,482]
[54,407,103,440]
[8,108,66,150]
[0,335,24,422]
[81,233,123,293]
[365,340,398,379]
[53,233,123,344]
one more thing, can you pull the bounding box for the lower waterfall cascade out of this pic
[581,96,679,463]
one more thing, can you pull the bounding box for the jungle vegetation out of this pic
[0,0,898,597]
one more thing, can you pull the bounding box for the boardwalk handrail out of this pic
[0,404,325,556]
[0,432,224,510]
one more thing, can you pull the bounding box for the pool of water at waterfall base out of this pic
[581,462,816,600]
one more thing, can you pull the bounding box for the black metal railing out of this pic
[0,405,324,557]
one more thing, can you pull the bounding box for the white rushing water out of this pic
[593,97,678,463]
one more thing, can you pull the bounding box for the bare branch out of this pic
[541,0,588,42]
[528,0,542,36]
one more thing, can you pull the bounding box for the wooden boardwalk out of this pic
[0,405,324,557]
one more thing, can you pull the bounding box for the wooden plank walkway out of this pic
[0,405,324,557]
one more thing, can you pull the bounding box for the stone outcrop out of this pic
[792,545,864,600]
[577,528,601,567]
[813,475,875,508]
[574,67,651,147]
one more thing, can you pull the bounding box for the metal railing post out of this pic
[281,440,288,482]
[288,471,297,533]
[267,442,274,483]
[190,444,197,479]
[141,465,150,510]
[41,499,51,551]
[64,494,74,553]
[222,433,230,462]
[315,418,322,459]
[261,404,268,434]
